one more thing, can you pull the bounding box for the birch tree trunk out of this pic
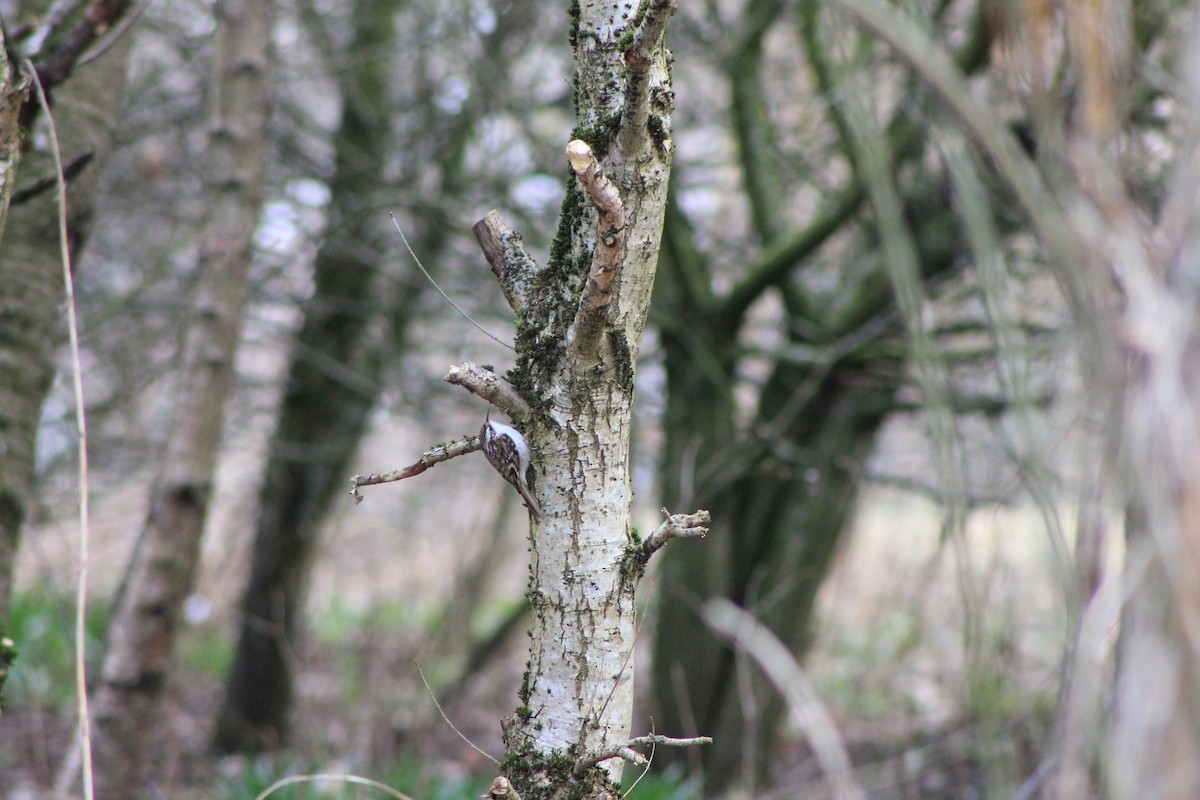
[493,0,680,785]
[83,0,274,795]
[360,2,706,798]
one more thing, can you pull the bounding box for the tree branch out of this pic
[829,0,1085,315]
[719,182,864,327]
[639,508,710,557]
[444,361,531,419]
[473,210,540,315]
[573,733,712,776]
[21,0,139,128]
[11,149,93,205]
[728,1,786,244]
[349,435,480,504]
[619,0,676,157]
[703,598,864,800]
[716,6,992,328]
[567,139,626,346]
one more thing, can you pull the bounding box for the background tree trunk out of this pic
[85,0,274,795]
[0,0,134,629]
[212,0,520,751]
[646,8,991,787]
[211,0,399,753]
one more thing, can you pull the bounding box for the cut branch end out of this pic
[566,140,627,349]
[473,210,540,314]
[445,361,531,419]
[642,508,711,556]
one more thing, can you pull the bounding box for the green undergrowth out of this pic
[5,588,108,708]
[621,767,698,800]
[5,588,234,708]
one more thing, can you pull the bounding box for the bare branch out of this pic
[620,0,676,157]
[574,733,711,776]
[22,0,140,127]
[11,149,94,205]
[623,0,676,72]
[829,0,1088,318]
[473,210,541,315]
[566,139,626,344]
[77,0,152,67]
[445,361,531,419]
[641,508,710,556]
[349,436,480,504]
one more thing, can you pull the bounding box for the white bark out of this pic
[376,3,694,795]
[497,0,679,790]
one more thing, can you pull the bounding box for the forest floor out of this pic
[3,480,1084,799]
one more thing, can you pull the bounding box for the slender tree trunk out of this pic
[0,29,30,706]
[211,0,397,753]
[84,1,274,795]
[213,0,512,750]
[424,3,696,798]
[0,4,134,628]
[1102,156,1200,800]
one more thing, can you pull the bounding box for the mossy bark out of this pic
[492,3,678,798]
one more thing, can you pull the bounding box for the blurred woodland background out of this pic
[2,0,1200,798]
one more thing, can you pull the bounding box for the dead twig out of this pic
[642,508,710,556]
[349,436,480,504]
[573,733,711,777]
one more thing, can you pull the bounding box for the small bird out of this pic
[480,410,543,521]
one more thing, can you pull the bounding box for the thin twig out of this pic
[416,662,500,766]
[349,435,481,503]
[574,733,711,776]
[77,0,152,67]
[620,724,656,799]
[597,603,650,724]
[26,58,94,800]
[640,508,710,556]
[11,150,94,205]
[389,213,514,351]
